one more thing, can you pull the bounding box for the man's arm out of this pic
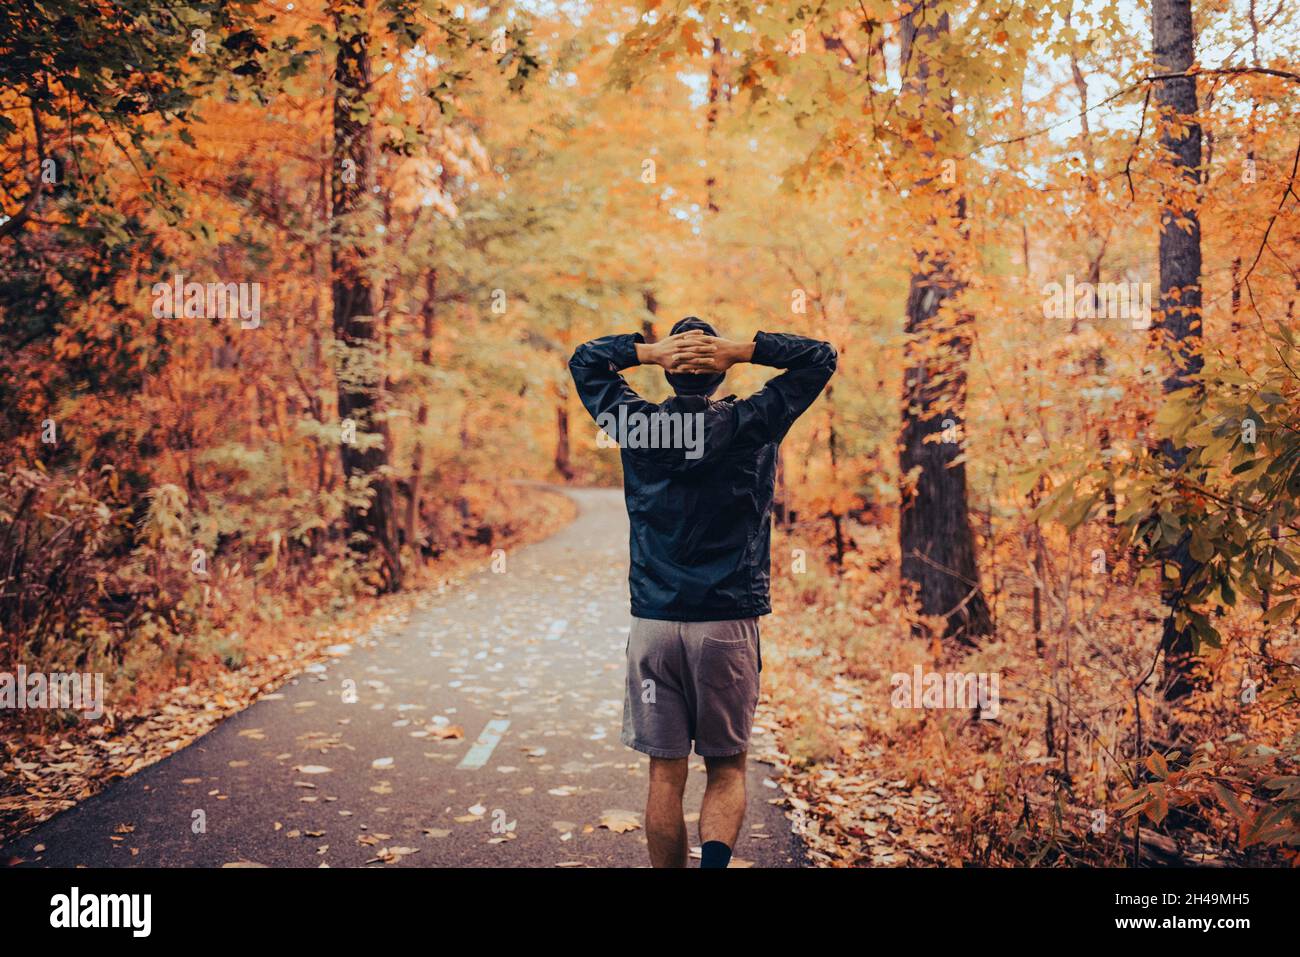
[568,333,651,434]
[567,330,715,432]
[679,332,837,445]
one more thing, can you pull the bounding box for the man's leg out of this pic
[699,751,747,867]
[688,618,760,868]
[646,756,689,867]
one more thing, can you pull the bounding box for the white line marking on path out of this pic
[457,718,511,770]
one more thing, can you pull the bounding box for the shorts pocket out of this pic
[698,635,757,691]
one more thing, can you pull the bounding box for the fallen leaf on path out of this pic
[370,846,418,864]
[597,809,642,834]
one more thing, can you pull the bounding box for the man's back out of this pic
[619,392,778,622]
[569,329,837,622]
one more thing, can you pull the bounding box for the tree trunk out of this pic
[641,288,659,342]
[405,269,437,550]
[773,448,789,527]
[705,36,723,214]
[896,2,993,645]
[1152,0,1203,699]
[826,386,846,566]
[1230,255,1242,335]
[331,0,401,592]
[554,378,574,481]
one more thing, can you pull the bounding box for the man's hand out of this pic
[636,330,707,372]
[636,331,754,373]
[667,335,753,374]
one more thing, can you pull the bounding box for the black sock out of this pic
[700,840,732,869]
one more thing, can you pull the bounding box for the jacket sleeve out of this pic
[732,331,838,445]
[568,333,738,472]
[568,331,655,428]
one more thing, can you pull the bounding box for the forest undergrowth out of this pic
[762,517,1300,867]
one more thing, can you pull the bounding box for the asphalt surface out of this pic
[6,488,804,868]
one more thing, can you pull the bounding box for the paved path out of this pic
[5,488,803,868]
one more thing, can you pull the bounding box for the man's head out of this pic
[664,316,726,397]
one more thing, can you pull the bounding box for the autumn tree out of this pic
[895,1,993,643]
[1151,0,1204,699]
[0,0,290,243]
[328,0,401,590]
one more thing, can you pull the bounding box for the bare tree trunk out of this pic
[330,0,401,591]
[1230,255,1242,335]
[554,377,574,481]
[1066,28,1118,528]
[773,449,789,527]
[641,288,659,342]
[1152,0,1203,699]
[406,269,437,549]
[896,2,993,645]
[827,387,845,566]
[705,36,723,214]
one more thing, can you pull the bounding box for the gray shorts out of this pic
[621,616,761,759]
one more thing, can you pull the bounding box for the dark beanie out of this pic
[665,316,726,397]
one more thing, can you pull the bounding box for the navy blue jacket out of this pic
[569,331,837,621]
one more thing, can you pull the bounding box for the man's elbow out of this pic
[567,344,590,377]
[821,341,838,375]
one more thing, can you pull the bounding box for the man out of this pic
[569,316,837,868]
